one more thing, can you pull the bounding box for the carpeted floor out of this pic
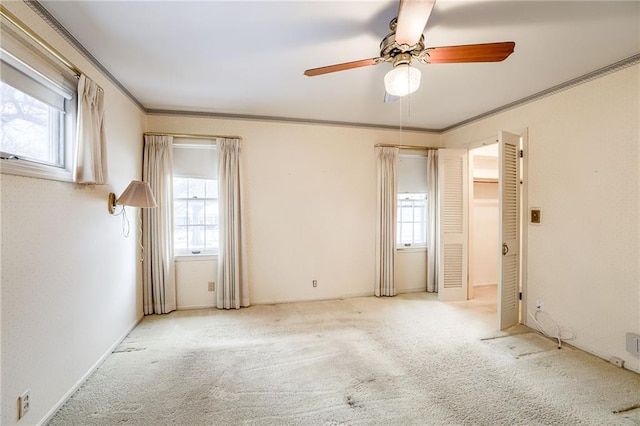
[49,292,640,425]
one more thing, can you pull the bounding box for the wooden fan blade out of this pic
[396,0,436,47]
[425,42,515,64]
[304,58,380,77]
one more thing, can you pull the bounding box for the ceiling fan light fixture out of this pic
[384,64,421,97]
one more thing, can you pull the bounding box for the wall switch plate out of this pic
[18,389,30,419]
[626,332,640,355]
[312,280,317,288]
[208,281,215,292]
[530,208,542,224]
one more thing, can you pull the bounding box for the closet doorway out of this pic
[468,144,499,312]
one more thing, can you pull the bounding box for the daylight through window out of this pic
[397,193,427,247]
[174,177,218,255]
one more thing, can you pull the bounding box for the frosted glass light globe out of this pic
[384,64,421,97]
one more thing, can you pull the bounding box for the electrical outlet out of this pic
[610,356,625,368]
[530,208,542,224]
[312,280,317,288]
[536,300,544,311]
[208,281,215,292]
[18,389,30,419]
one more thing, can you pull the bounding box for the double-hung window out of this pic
[173,139,218,256]
[0,25,77,181]
[397,193,427,247]
[397,154,429,249]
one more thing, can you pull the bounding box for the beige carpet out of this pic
[49,293,640,425]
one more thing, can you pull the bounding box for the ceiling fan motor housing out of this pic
[380,18,425,65]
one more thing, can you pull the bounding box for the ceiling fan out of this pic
[304,0,515,99]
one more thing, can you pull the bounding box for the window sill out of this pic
[1,159,74,182]
[396,246,428,253]
[174,254,218,262]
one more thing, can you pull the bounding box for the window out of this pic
[0,37,76,181]
[396,154,429,249]
[173,177,218,255]
[397,193,427,247]
[172,139,218,256]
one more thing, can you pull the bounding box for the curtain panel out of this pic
[142,135,177,314]
[217,138,250,309]
[74,74,107,184]
[375,146,399,297]
[426,150,439,293]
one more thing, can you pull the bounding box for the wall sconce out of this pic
[108,180,157,214]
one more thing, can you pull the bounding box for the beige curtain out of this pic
[375,146,399,297]
[142,135,176,314]
[426,150,439,292]
[74,74,107,184]
[217,138,249,309]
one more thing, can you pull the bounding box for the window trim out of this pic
[396,192,428,249]
[173,176,219,256]
[0,49,76,182]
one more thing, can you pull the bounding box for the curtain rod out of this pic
[375,143,441,150]
[144,132,242,140]
[1,5,81,76]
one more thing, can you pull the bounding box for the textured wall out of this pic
[0,2,146,424]
[443,64,640,372]
[146,115,440,304]
[175,258,217,309]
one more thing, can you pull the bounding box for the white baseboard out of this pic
[397,287,427,294]
[252,291,374,306]
[177,304,216,310]
[38,315,144,426]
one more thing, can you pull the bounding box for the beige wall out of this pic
[146,115,440,304]
[2,4,638,424]
[443,64,640,372]
[1,2,146,424]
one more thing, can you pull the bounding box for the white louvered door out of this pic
[437,149,468,301]
[498,131,521,329]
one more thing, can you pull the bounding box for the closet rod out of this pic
[144,132,242,140]
[1,5,81,76]
[375,143,440,150]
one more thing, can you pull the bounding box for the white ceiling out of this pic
[39,1,640,131]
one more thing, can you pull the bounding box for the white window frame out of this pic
[173,176,219,256]
[397,192,428,250]
[0,43,76,182]
[172,139,219,258]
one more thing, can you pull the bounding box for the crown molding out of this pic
[26,1,640,135]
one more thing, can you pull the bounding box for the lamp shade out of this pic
[384,64,421,97]
[117,180,157,208]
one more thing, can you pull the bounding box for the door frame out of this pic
[465,129,528,325]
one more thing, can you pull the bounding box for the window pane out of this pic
[205,200,218,225]
[397,193,428,246]
[187,200,206,225]
[188,179,205,199]
[204,226,217,251]
[413,223,425,243]
[400,206,414,222]
[206,180,218,198]
[174,226,188,252]
[173,177,189,198]
[401,224,414,244]
[188,226,205,253]
[0,82,61,166]
[174,200,188,226]
[173,177,218,255]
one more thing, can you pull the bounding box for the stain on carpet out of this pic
[483,333,558,358]
[113,347,146,353]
